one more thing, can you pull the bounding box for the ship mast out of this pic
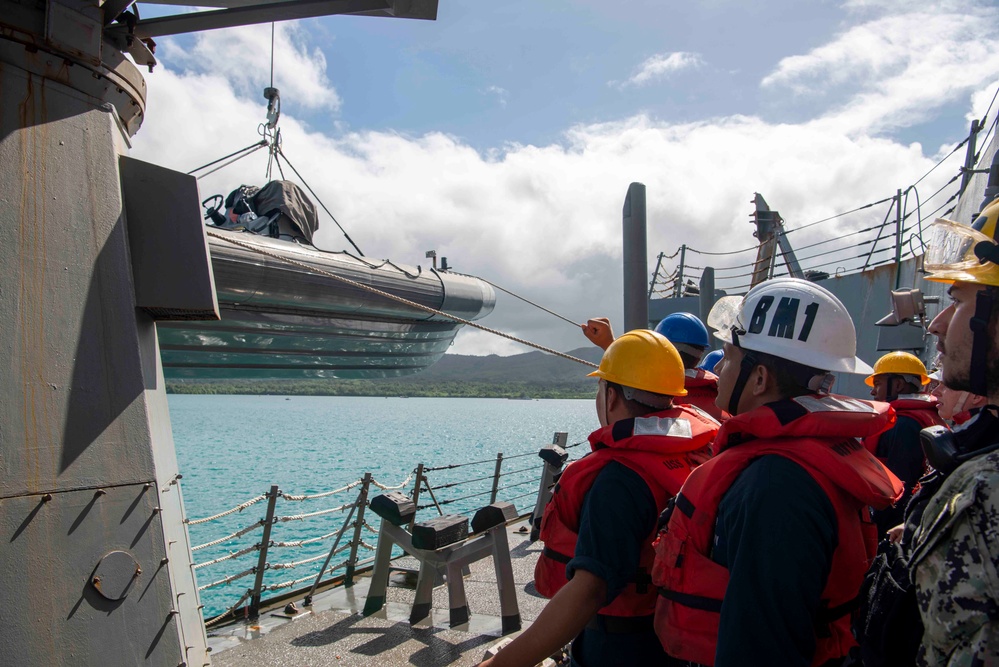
[749,193,804,288]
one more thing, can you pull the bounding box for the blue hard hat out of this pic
[698,349,724,373]
[654,312,710,348]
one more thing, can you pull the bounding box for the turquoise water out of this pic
[169,395,598,618]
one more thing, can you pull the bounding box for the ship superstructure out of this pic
[0,3,447,665]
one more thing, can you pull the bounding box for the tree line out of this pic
[166,379,594,399]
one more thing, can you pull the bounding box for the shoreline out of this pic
[166,380,594,400]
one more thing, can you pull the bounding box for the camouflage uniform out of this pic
[910,450,999,667]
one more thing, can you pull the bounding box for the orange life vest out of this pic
[862,394,947,461]
[652,394,903,666]
[535,405,718,617]
[954,410,975,425]
[680,368,730,423]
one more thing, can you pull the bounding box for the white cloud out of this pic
[761,1,999,136]
[482,85,509,107]
[131,6,998,357]
[619,52,704,88]
[449,329,526,356]
[161,23,341,111]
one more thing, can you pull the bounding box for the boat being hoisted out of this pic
[159,198,495,380]
[159,85,495,380]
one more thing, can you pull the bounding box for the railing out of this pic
[190,433,590,628]
[650,193,932,297]
[648,110,994,298]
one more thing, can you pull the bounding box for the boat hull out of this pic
[159,229,496,379]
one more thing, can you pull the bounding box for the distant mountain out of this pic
[166,346,605,398]
[412,347,604,384]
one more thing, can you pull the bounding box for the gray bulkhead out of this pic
[0,12,210,667]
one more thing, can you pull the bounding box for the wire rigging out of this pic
[912,136,968,188]
[654,116,985,296]
[980,84,999,131]
[275,148,365,257]
[783,196,896,235]
[182,39,593,346]
[456,273,582,328]
[188,141,268,179]
[207,230,599,368]
[270,23,275,90]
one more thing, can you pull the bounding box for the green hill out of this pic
[166,347,605,398]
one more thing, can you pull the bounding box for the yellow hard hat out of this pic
[923,197,999,287]
[864,351,930,387]
[587,329,687,396]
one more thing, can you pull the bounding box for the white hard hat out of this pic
[707,277,872,375]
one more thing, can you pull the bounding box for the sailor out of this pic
[651,277,903,667]
[930,371,988,425]
[655,313,728,422]
[582,312,728,421]
[862,351,947,536]
[698,349,724,374]
[480,330,718,667]
[907,197,999,666]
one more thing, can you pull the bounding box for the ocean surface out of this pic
[169,395,599,619]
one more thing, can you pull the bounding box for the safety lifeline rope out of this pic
[199,566,256,591]
[272,529,343,549]
[276,501,356,522]
[186,493,268,525]
[279,479,361,501]
[205,589,253,627]
[370,472,414,491]
[191,521,264,552]
[193,544,259,570]
[264,561,350,592]
[205,230,599,368]
[269,552,331,571]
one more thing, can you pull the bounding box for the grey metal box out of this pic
[119,155,219,320]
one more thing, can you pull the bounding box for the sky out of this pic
[131,0,999,357]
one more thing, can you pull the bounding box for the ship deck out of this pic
[208,520,547,667]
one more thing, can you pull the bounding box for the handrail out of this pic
[191,434,577,625]
[651,151,971,296]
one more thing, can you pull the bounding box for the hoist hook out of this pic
[263,87,281,130]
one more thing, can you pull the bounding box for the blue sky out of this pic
[134,0,999,356]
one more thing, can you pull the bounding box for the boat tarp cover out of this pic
[253,180,319,245]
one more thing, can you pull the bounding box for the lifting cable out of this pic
[206,230,599,369]
[187,24,367,260]
[187,140,268,177]
[274,147,365,257]
[452,272,582,328]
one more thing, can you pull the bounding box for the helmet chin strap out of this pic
[954,390,970,414]
[885,374,903,402]
[969,287,996,397]
[728,349,759,416]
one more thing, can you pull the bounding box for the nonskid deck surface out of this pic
[210,522,547,666]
